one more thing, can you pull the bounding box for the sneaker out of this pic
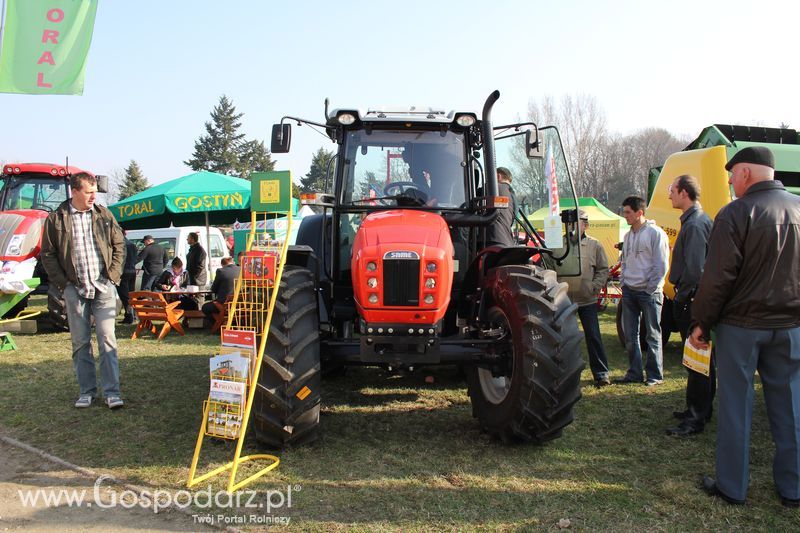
[74,395,93,408]
[594,377,612,387]
[105,396,124,409]
[645,379,663,387]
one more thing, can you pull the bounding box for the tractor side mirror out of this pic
[526,129,543,159]
[270,124,292,153]
[95,175,109,193]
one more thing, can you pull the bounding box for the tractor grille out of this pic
[383,259,420,306]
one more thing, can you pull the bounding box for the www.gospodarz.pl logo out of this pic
[17,474,298,517]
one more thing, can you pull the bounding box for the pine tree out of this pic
[184,95,275,179]
[117,160,150,200]
[300,147,335,192]
[238,139,275,179]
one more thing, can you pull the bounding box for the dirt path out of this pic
[0,439,216,532]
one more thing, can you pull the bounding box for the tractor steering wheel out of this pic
[383,181,422,197]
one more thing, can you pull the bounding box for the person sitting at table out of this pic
[155,257,197,310]
[202,256,241,326]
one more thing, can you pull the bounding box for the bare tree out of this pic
[527,94,608,198]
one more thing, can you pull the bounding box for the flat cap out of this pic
[578,209,589,220]
[143,235,154,241]
[725,146,775,171]
[496,166,512,180]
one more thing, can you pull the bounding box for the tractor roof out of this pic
[326,107,476,126]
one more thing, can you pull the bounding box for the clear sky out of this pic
[1,0,798,186]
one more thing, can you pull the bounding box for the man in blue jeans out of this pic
[690,147,800,507]
[615,196,669,386]
[40,172,126,409]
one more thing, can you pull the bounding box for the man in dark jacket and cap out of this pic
[691,146,800,507]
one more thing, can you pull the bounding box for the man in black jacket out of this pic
[664,174,713,437]
[202,257,240,321]
[186,232,207,287]
[118,230,138,323]
[691,147,800,507]
[137,235,167,290]
[485,167,517,247]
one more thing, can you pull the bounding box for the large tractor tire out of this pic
[467,265,584,444]
[47,285,69,331]
[251,266,321,448]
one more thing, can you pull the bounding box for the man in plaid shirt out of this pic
[41,172,126,409]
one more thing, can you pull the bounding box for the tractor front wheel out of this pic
[251,266,321,448]
[467,265,584,443]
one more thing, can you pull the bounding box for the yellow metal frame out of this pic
[188,209,293,493]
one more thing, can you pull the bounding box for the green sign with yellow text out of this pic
[251,171,292,213]
[0,0,98,95]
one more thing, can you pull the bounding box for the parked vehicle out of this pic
[618,124,800,345]
[254,92,586,448]
[0,163,108,328]
[125,226,228,289]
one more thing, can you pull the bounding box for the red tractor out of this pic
[255,92,585,448]
[0,162,108,328]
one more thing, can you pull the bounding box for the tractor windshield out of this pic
[0,175,68,212]
[340,129,467,209]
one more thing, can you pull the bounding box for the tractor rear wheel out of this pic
[467,265,584,443]
[251,266,321,448]
[47,286,69,331]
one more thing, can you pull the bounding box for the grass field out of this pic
[1,296,797,531]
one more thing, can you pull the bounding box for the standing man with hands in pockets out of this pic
[40,172,126,410]
[615,196,670,386]
[690,147,800,507]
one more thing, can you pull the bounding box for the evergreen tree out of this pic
[238,139,275,179]
[184,95,275,179]
[117,160,150,200]
[300,147,335,192]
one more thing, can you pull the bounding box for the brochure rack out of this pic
[188,175,294,492]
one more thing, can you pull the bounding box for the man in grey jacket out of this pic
[690,147,800,507]
[615,196,670,386]
[565,210,611,386]
[665,175,713,436]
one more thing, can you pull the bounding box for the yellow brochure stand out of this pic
[187,172,293,493]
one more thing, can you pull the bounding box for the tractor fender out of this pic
[459,245,542,321]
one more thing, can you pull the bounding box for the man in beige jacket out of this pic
[566,210,611,386]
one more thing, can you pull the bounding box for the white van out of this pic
[125,226,229,290]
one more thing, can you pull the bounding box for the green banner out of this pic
[0,0,98,95]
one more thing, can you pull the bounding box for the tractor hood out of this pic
[356,210,451,248]
[351,210,454,325]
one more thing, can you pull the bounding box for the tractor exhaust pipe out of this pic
[481,90,500,198]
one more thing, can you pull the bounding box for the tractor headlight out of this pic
[366,261,377,271]
[455,114,476,127]
[368,293,379,304]
[6,235,23,256]
[425,278,436,289]
[426,262,437,273]
[367,277,378,288]
[424,294,434,304]
[337,112,357,125]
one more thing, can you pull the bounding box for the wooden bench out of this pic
[210,295,233,333]
[129,291,185,340]
[182,309,206,329]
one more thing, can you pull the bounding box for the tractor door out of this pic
[493,125,581,276]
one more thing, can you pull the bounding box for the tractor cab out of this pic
[257,93,586,448]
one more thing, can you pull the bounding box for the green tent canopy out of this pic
[527,197,629,264]
[110,171,257,229]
